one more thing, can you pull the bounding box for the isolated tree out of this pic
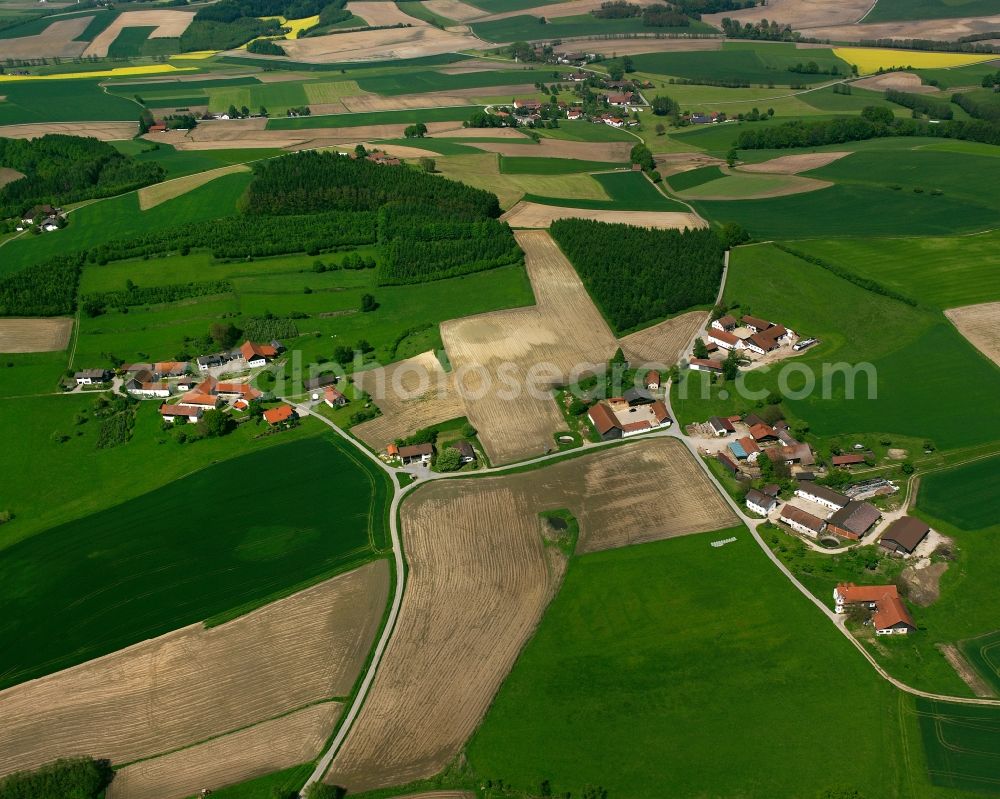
[403,122,427,138]
[861,105,893,126]
[210,321,240,349]
[360,293,377,312]
[693,338,709,359]
[227,104,238,118]
[419,156,436,173]
[306,784,346,799]
[655,122,666,136]
[332,345,353,365]
[259,105,268,117]
[355,338,373,354]
[719,222,750,248]
[435,447,463,472]
[354,144,367,158]
[722,348,742,381]
[629,143,655,172]
[726,147,739,167]
[651,94,678,116]
[197,409,234,438]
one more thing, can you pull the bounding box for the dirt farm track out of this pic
[326,438,736,791]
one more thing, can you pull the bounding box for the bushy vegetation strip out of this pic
[80,280,234,316]
[550,219,724,333]
[884,89,953,120]
[0,757,112,799]
[0,254,83,317]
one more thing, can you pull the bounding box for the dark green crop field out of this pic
[666,164,726,192]
[356,68,547,96]
[0,79,140,125]
[915,698,1000,794]
[864,0,1000,21]
[106,25,155,58]
[500,156,627,174]
[917,456,1000,532]
[472,13,707,43]
[960,630,1000,696]
[0,433,390,690]
[526,171,688,211]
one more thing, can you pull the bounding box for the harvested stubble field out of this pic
[137,163,249,209]
[678,171,830,200]
[470,138,632,162]
[352,350,468,451]
[703,0,872,30]
[817,15,1000,42]
[565,37,723,56]
[474,0,613,21]
[501,201,705,230]
[737,151,851,174]
[326,438,735,791]
[350,0,428,26]
[83,9,194,57]
[617,310,707,368]
[0,16,90,59]
[0,121,138,140]
[0,317,72,353]
[107,702,343,799]
[0,560,388,778]
[421,0,485,21]
[276,25,481,62]
[338,84,535,113]
[441,230,618,464]
[0,167,24,188]
[945,302,1000,367]
[853,70,937,94]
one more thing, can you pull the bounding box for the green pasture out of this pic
[379,138,483,155]
[125,141,282,178]
[914,699,1000,794]
[678,170,810,199]
[0,352,68,397]
[468,529,927,798]
[106,25,155,58]
[631,43,850,86]
[471,13,707,43]
[864,0,1000,21]
[666,164,726,191]
[912,61,1000,89]
[267,105,483,130]
[0,171,252,277]
[960,630,1000,696]
[918,456,1000,531]
[467,0,565,12]
[670,243,1000,451]
[499,155,627,174]
[788,231,1000,309]
[356,67,547,96]
[799,84,905,114]
[396,1,457,27]
[0,431,390,689]
[0,79,140,125]
[534,119,637,142]
[218,51,465,73]
[181,764,314,799]
[524,170,688,211]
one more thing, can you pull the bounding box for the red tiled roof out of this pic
[386,443,399,456]
[873,596,915,631]
[325,386,345,403]
[182,392,218,408]
[216,382,262,399]
[836,582,898,604]
[748,423,777,441]
[263,405,295,424]
[645,370,661,385]
[241,340,277,361]
[832,453,866,466]
[780,505,825,533]
[742,314,773,330]
[159,403,201,418]
[708,329,740,346]
[588,402,620,435]
[690,358,723,371]
[737,436,760,454]
[650,400,670,424]
[622,420,650,433]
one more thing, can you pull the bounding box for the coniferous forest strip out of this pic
[550,218,724,333]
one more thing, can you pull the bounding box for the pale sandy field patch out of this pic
[326,438,735,791]
[0,560,389,778]
[704,0,873,31]
[0,16,90,59]
[439,58,534,72]
[737,151,851,174]
[137,163,249,210]
[561,37,723,56]
[816,16,1000,42]
[107,703,342,799]
[435,125,532,138]
[501,201,705,230]
[339,83,537,113]
[441,230,618,464]
[0,167,25,189]
[0,122,137,140]
[275,25,481,62]
[422,0,486,22]
[0,317,73,353]
[945,302,1000,367]
[472,137,633,161]
[352,351,468,451]
[83,10,195,58]
[351,0,426,26]
[852,71,937,94]
[617,309,707,367]
[476,0,614,22]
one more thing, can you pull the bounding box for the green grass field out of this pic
[917,456,1000,531]
[471,13,707,42]
[106,25,155,58]
[788,231,1000,309]
[379,137,483,155]
[468,529,930,798]
[666,164,726,191]
[355,67,548,96]
[679,170,810,199]
[181,763,313,799]
[0,432,390,689]
[632,42,851,86]
[0,79,140,125]
[959,630,1000,696]
[914,698,1000,794]
[671,244,1000,451]
[864,0,1000,21]
[499,155,627,174]
[525,170,688,211]
[266,105,483,130]
[396,1,457,27]
[125,141,282,178]
[467,0,564,12]
[534,119,637,142]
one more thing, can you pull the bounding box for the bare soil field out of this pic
[326,438,735,791]
[107,702,343,799]
[83,10,195,58]
[338,84,537,112]
[0,16,90,59]
[945,302,1000,367]
[352,351,468,452]
[812,14,1000,40]
[563,37,723,56]
[441,230,618,464]
[0,561,388,777]
[138,163,249,210]
[0,167,24,189]
[501,201,705,230]
[0,317,72,353]
[852,71,936,94]
[351,0,428,26]
[681,174,831,200]
[476,0,612,22]
[472,138,633,161]
[0,122,137,140]
[422,0,486,22]
[436,125,532,138]
[737,151,851,174]
[936,643,996,699]
[617,310,707,367]
[277,25,481,62]
[704,0,872,30]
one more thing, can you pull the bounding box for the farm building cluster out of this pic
[383,439,478,470]
[588,372,673,441]
[834,582,916,635]
[689,313,816,373]
[16,203,65,233]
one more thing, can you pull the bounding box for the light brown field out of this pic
[563,37,723,56]
[82,9,195,57]
[0,317,73,353]
[439,58,532,72]
[326,438,736,791]
[351,0,427,26]
[0,167,25,189]
[704,0,872,30]
[107,703,342,799]
[476,0,612,23]
[0,122,137,140]
[501,201,705,230]
[617,310,708,368]
[0,561,388,778]
[352,351,468,452]
[276,25,481,62]
[853,71,937,94]
[441,229,619,464]
[472,137,633,161]
[830,15,1000,40]
[0,16,90,58]
[338,83,537,112]
[737,151,851,174]
[436,125,532,138]
[423,0,486,21]
[945,302,1000,367]
[683,174,831,200]
[137,163,249,210]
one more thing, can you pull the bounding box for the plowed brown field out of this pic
[325,438,735,791]
[738,151,851,174]
[617,310,707,368]
[83,10,195,58]
[107,702,342,799]
[1,16,89,59]
[277,25,480,62]
[0,317,72,353]
[501,201,705,230]
[0,561,388,777]
[946,302,1000,367]
[0,122,137,140]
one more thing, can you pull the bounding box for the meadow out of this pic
[0,432,391,689]
[670,244,1000,451]
[914,699,1000,794]
[355,67,550,96]
[0,78,139,124]
[524,170,688,211]
[266,105,483,130]
[499,156,627,174]
[534,120,636,142]
[467,529,928,798]
[471,13,707,42]
[121,141,283,178]
[917,456,1000,531]
[666,165,726,191]
[788,232,1000,309]
[960,630,1000,696]
[864,0,1000,20]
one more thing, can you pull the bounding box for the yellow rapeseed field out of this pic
[834,47,998,76]
[170,50,219,60]
[260,14,320,38]
[0,65,197,82]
